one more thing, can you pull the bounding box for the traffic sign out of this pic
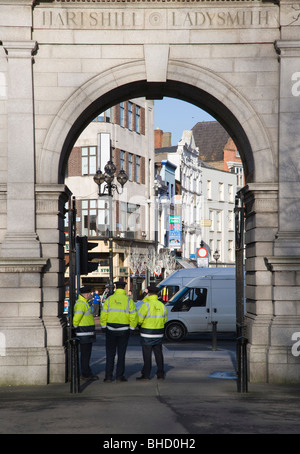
[197,257,209,268]
[197,247,208,258]
[153,265,162,276]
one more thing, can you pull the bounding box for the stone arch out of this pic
[37,59,275,186]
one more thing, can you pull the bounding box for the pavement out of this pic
[1,329,300,437]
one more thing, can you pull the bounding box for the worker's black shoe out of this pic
[116,377,127,382]
[81,375,99,381]
[136,376,150,381]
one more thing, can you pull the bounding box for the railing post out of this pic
[236,335,248,393]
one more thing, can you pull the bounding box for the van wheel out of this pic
[165,322,186,341]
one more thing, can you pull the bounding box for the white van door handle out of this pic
[206,308,210,313]
[213,308,217,313]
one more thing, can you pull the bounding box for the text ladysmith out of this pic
[38,9,273,29]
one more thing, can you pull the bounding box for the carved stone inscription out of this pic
[34,7,278,30]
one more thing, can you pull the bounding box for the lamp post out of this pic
[93,161,128,295]
[213,250,220,267]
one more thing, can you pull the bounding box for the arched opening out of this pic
[38,62,276,384]
[60,78,254,294]
[58,80,256,184]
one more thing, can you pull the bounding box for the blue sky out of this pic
[154,97,215,146]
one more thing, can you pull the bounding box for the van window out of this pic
[170,287,207,312]
[159,285,179,302]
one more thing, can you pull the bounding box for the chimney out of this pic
[155,128,172,148]
[155,128,164,148]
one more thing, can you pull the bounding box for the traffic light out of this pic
[76,236,99,275]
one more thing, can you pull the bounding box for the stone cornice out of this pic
[0,258,48,273]
[275,40,300,57]
[2,41,37,59]
[265,256,300,272]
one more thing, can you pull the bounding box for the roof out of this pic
[192,121,230,162]
[155,146,178,154]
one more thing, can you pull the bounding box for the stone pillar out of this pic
[1,41,40,257]
[36,184,71,384]
[0,41,48,385]
[262,38,300,383]
[243,184,278,383]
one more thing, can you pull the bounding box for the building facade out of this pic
[201,163,236,266]
[155,128,236,266]
[65,98,155,296]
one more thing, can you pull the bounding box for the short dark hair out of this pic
[80,286,93,294]
[115,281,126,289]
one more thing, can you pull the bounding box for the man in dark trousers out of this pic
[100,280,137,382]
[136,285,168,381]
[73,286,98,381]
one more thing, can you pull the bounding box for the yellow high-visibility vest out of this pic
[100,289,137,332]
[138,294,167,339]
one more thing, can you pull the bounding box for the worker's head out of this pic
[79,286,93,298]
[115,280,126,289]
[147,284,160,295]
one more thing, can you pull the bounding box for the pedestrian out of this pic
[136,285,168,381]
[93,289,101,316]
[100,280,138,382]
[73,286,99,381]
[101,284,110,310]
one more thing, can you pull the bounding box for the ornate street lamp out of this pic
[213,250,220,267]
[93,162,128,294]
[93,161,128,197]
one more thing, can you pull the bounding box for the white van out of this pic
[164,270,236,341]
[157,267,235,302]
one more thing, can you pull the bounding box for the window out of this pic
[120,102,125,127]
[170,287,208,311]
[120,150,125,171]
[127,203,140,233]
[209,210,214,231]
[128,153,133,181]
[207,180,212,199]
[120,202,140,238]
[158,285,180,302]
[228,210,234,230]
[81,146,96,175]
[170,184,174,201]
[136,155,140,183]
[231,165,243,187]
[219,182,224,201]
[228,240,234,262]
[94,108,111,123]
[136,105,140,133]
[217,210,222,231]
[81,199,110,237]
[128,102,133,130]
[217,240,221,261]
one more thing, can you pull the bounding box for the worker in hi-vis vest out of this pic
[136,284,167,381]
[73,286,98,381]
[100,280,137,382]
